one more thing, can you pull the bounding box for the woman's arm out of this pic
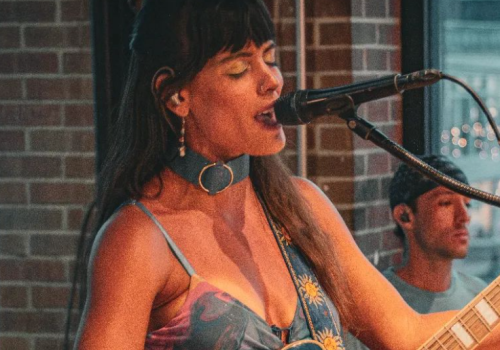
[74,205,171,350]
[294,177,463,349]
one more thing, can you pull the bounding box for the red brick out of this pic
[0,104,62,126]
[278,50,296,73]
[66,156,95,178]
[64,104,94,126]
[0,79,22,100]
[31,183,94,205]
[0,183,27,204]
[0,337,30,350]
[379,24,400,46]
[383,230,402,250]
[0,310,66,333]
[281,76,297,95]
[32,285,71,308]
[24,24,91,48]
[388,50,401,71]
[0,156,62,178]
[30,234,78,256]
[354,231,381,256]
[278,0,295,18]
[61,0,90,21]
[319,127,352,150]
[389,0,401,18]
[320,23,352,46]
[365,0,387,18]
[63,52,92,74]
[364,100,390,122]
[30,130,95,152]
[0,209,62,230]
[20,52,59,73]
[367,204,391,229]
[307,155,354,177]
[0,1,56,22]
[0,286,28,308]
[353,207,367,231]
[351,0,363,16]
[26,78,93,100]
[0,259,66,281]
[276,22,314,47]
[0,130,24,151]
[352,23,377,45]
[306,49,352,71]
[320,180,354,205]
[35,337,67,350]
[352,48,365,71]
[0,52,58,73]
[368,152,390,175]
[66,24,91,48]
[0,26,20,49]
[305,0,351,18]
[354,178,381,202]
[366,49,388,71]
[354,154,366,176]
[0,53,15,73]
[0,234,28,256]
[68,208,85,230]
[318,75,353,90]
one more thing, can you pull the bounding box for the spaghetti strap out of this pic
[127,200,196,277]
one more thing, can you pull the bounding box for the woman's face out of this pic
[177,40,286,161]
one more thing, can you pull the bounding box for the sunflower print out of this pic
[317,328,345,350]
[298,275,325,307]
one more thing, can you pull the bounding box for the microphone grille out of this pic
[274,92,303,126]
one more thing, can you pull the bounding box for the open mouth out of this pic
[255,108,279,127]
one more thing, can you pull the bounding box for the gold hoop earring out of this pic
[179,118,186,157]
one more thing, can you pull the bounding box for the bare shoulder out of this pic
[76,202,173,348]
[89,202,172,287]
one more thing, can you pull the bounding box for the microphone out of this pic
[274,69,443,125]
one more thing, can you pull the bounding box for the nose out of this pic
[455,199,471,225]
[258,63,282,96]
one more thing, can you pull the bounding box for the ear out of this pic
[165,89,190,118]
[393,204,415,231]
[151,67,191,117]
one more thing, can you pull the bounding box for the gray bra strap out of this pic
[130,200,196,277]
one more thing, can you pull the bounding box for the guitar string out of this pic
[421,285,500,350]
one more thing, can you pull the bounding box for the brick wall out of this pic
[0,0,94,349]
[273,0,404,269]
[0,0,402,348]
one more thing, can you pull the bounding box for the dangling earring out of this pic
[178,117,186,157]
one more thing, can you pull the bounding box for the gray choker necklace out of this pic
[166,147,250,195]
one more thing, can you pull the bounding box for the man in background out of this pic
[346,155,487,349]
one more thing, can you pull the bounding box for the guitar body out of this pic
[281,339,326,350]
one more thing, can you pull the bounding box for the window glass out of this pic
[430,0,500,282]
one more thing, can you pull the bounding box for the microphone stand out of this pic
[337,107,500,208]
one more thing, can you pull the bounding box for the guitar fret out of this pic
[462,307,490,341]
[445,326,468,350]
[471,307,492,331]
[418,276,500,350]
[459,313,480,343]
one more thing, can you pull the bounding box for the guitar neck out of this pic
[418,275,500,350]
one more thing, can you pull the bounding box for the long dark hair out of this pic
[73,0,356,339]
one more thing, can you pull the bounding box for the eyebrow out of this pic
[217,42,276,65]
